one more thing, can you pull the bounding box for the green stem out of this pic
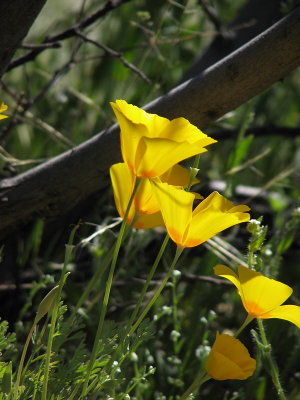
[180,370,210,400]
[31,363,42,400]
[66,225,132,337]
[107,235,170,372]
[41,224,78,400]
[128,245,183,337]
[13,323,36,400]
[81,178,141,396]
[172,272,179,331]
[109,246,184,380]
[257,319,286,400]
[234,314,254,338]
[68,244,115,322]
[127,235,169,333]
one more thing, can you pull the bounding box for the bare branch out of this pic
[6,0,132,72]
[199,0,222,31]
[1,7,300,236]
[19,42,61,50]
[74,29,151,84]
[0,43,82,143]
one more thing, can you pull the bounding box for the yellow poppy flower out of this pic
[109,163,196,229]
[205,332,256,380]
[110,100,216,178]
[0,102,8,120]
[151,181,250,247]
[214,265,300,328]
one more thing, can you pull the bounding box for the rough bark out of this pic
[1,6,300,236]
[0,0,47,76]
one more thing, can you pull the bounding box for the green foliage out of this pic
[0,0,300,399]
[0,321,16,360]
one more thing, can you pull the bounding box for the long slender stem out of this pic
[66,225,132,336]
[13,323,36,400]
[234,314,254,338]
[180,370,210,400]
[68,243,115,322]
[257,319,286,400]
[109,245,184,381]
[107,235,170,372]
[127,235,170,333]
[82,179,141,396]
[41,225,78,400]
[128,245,183,337]
[171,272,179,332]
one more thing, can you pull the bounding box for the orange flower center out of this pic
[168,227,183,247]
[245,301,266,317]
[184,238,203,248]
[138,170,157,178]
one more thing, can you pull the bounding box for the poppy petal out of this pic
[0,102,8,120]
[110,163,135,223]
[151,181,194,246]
[133,212,165,229]
[214,265,241,292]
[260,305,300,328]
[135,136,214,178]
[206,333,256,380]
[237,265,293,317]
[160,164,199,187]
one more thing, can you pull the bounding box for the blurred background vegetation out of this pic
[0,0,300,398]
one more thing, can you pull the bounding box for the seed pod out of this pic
[35,285,59,324]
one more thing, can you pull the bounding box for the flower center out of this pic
[245,301,266,317]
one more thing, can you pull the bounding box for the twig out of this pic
[19,42,61,50]
[6,0,132,72]
[14,112,75,149]
[0,44,81,143]
[199,0,221,31]
[226,147,271,175]
[24,43,81,111]
[74,29,151,84]
[245,167,295,203]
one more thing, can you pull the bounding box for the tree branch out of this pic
[1,7,300,235]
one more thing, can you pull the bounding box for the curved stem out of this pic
[128,245,183,337]
[82,178,141,396]
[41,224,78,400]
[109,245,184,380]
[13,323,36,400]
[69,244,115,322]
[235,314,254,338]
[66,226,132,339]
[257,319,286,400]
[180,370,210,400]
[127,234,170,333]
[107,235,170,372]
